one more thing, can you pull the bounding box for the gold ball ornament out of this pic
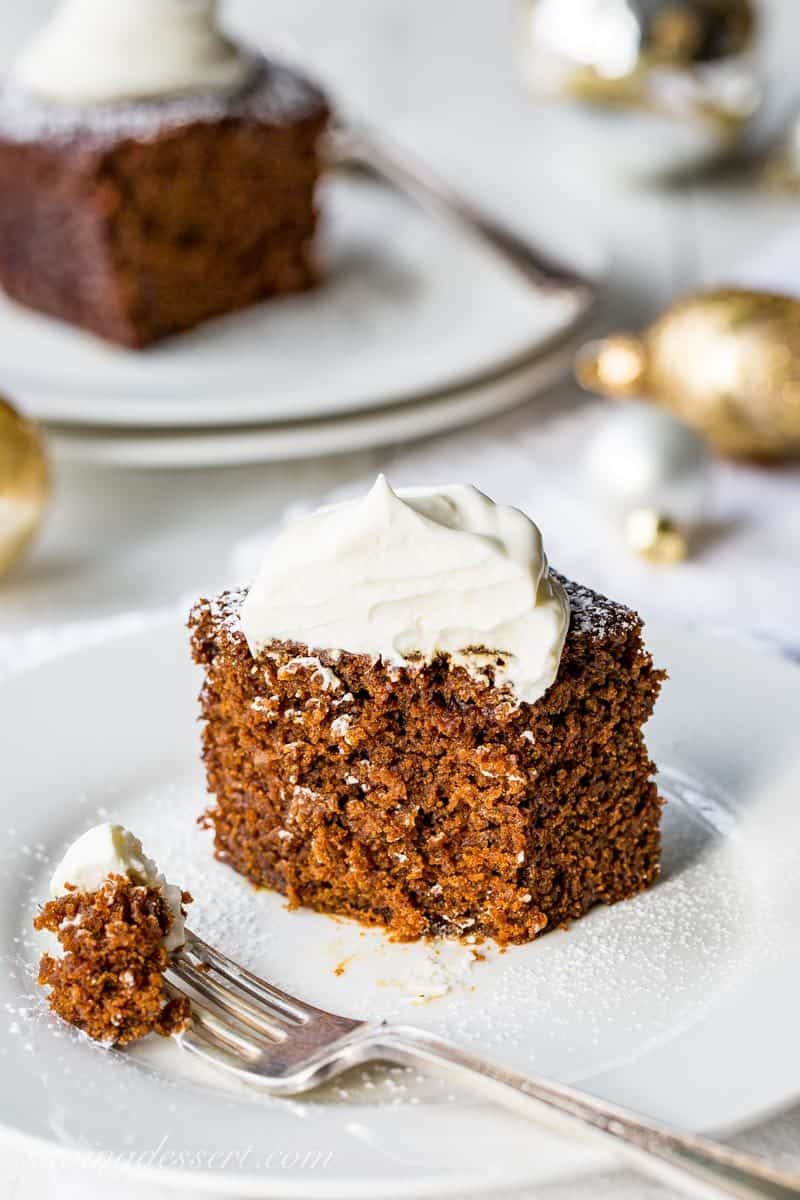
[515,0,761,176]
[576,289,800,460]
[0,397,49,577]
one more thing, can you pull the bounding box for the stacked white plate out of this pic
[1,179,599,468]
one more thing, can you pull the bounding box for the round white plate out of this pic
[1,617,798,1197]
[1,178,595,430]
[45,332,582,468]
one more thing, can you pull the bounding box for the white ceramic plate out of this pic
[1,178,595,430]
[1,616,798,1198]
[45,333,582,468]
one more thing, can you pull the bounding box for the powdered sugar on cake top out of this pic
[0,58,326,147]
[193,588,247,646]
[556,573,640,640]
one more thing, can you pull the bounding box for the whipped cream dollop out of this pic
[241,477,569,705]
[50,824,186,951]
[12,0,256,107]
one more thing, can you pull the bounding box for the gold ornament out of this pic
[515,0,761,174]
[625,509,690,564]
[576,289,800,460]
[763,111,800,194]
[0,397,49,577]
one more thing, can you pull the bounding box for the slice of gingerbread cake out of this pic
[0,2,329,348]
[190,477,664,945]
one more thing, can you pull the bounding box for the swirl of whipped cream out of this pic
[241,476,570,705]
[12,0,256,107]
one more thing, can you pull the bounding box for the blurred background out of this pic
[0,0,794,325]
[1,0,799,652]
[1,4,800,1199]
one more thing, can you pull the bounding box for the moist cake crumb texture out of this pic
[190,575,665,945]
[34,876,191,1045]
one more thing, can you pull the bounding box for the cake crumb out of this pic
[34,876,191,1046]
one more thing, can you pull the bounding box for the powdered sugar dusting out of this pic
[0,753,765,1154]
[0,57,326,147]
[191,588,246,645]
[558,573,639,640]
[8,761,755,1102]
[401,944,481,1005]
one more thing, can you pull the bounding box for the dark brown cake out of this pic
[0,59,328,348]
[35,876,192,1045]
[189,576,665,945]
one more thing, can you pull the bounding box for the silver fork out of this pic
[170,930,800,1200]
[325,122,599,310]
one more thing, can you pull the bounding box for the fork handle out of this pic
[325,124,597,300]
[373,1025,800,1200]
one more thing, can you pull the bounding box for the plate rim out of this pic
[0,1120,605,1200]
[17,285,596,431]
[44,319,592,469]
[5,171,604,433]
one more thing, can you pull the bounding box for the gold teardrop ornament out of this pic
[0,397,49,577]
[625,509,690,564]
[576,289,800,460]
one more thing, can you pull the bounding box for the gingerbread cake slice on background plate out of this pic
[0,0,329,348]
[190,477,664,944]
